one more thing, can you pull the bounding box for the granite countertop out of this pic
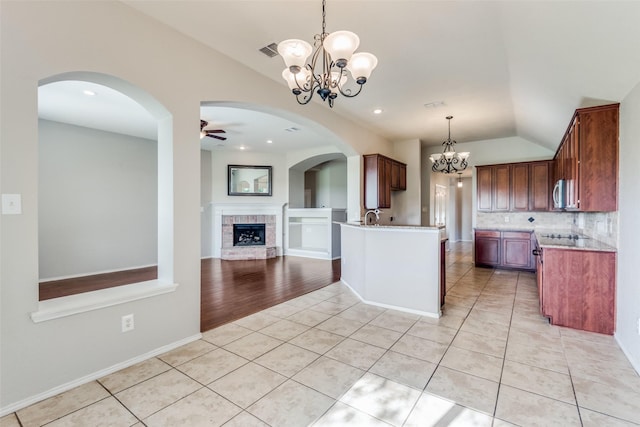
[474,226,535,232]
[533,230,616,252]
[341,222,441,231]
[475,227,616,252]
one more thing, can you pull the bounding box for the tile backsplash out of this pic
[477,211,618,248]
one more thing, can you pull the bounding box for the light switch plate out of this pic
[2,194,22,215]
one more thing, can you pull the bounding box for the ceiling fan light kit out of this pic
[278,0,377,108]
[429,116,470,174]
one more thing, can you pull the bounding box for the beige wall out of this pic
[0,0,390,411]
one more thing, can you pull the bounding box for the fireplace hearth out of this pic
[233,224,266,247]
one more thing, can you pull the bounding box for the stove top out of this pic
[540,233,584,240]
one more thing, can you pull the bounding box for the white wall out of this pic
[210,151,288,207]
[449,177,473,242]
[0,0,391,412]
[392,139,422,225]
[315,159,347,209]
[617,81,640,373]
[39,120,158,279]
[201,150,213,258]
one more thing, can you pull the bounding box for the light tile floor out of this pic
[4,243,640,426]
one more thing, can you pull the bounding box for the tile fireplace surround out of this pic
[212,204,284,260]
[221,215,276,260]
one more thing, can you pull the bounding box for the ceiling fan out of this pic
[200,120,227,141]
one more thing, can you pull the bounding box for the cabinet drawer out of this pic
[475,230,500,238]
[502,231,531,239]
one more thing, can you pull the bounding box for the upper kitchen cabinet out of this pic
[364,154,407,209]
[477,160,551,212]
[554,103,619,212]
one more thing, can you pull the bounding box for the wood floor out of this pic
[201,257,340,331]
[39,266,158,301]
[38,256,341,332]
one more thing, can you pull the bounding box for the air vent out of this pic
[285,127,301,132]
[259,43,279,58]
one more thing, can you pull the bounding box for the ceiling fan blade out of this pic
[205,129,226,134]
[206,134,227,141]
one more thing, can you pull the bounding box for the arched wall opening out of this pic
[36,71,174,305]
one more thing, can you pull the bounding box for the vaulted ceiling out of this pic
[120,0,640,151]
[40,2,640,154]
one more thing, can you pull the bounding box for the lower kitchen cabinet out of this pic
[474,229,534,271]
[537,248,616,335]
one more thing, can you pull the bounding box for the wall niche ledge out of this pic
[31,280,179,323]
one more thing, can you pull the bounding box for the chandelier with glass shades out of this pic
[429,116,470,174]
[277,0,378,108]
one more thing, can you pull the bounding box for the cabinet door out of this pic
[541,248,615,334]
[475,231,500,266]
[390,161,400,190]
[502,232,532,269]
[364,155,380,209]
[493,165,510,211]
[536,247,543,312]
[389,160,407,191]
[529,161,550,211]
[380,156,392,208]
[566,120,579,209]
[511,163,529,211]
[398,163,407,190]
[477,167,493,211]
[577,106,619,212]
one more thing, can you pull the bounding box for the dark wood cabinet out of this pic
[511,163,529,211]
[475,229,534,271]
[538,247,616,335]
[390,160,406,191]
[440,239,447,307]
[554,104,619,212]
[529,161,551,211]
[364,154,406,209]
[477,160,551,212]
[493,165,511,211]
[474,230,501,267]
[477,167,493,211]
[502,231,533,269]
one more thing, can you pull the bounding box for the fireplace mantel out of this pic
[211,203,285,258]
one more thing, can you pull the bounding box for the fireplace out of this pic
[233,224,266,247]
[217,210,278,260]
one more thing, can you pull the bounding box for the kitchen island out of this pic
[339,223,444,318]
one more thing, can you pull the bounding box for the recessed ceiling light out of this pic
[373,109,383,114]
[424,101,445,108]
[266,140,273,144]
[83,90,96,96]
[239,146,246,150]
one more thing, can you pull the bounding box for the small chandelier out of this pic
[429,116,470,174]
[277,0,378,108]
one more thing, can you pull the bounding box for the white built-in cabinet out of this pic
[285,208,346,260]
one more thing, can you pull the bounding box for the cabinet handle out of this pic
[532,249,540,256]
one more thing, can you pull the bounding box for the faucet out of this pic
[364,209,381,226]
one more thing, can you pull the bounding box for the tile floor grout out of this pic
[5,242,640,426]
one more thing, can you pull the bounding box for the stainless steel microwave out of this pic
[553,179,566,209]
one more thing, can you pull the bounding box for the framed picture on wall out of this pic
[227,165,272,196]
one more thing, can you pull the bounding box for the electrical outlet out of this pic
[121,314,134,332]
[637,318,640,336]
[504,216,510,223]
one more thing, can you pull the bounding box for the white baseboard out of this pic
[615,333,640,376]
[0,333,202,417]
[340,279,441,318]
